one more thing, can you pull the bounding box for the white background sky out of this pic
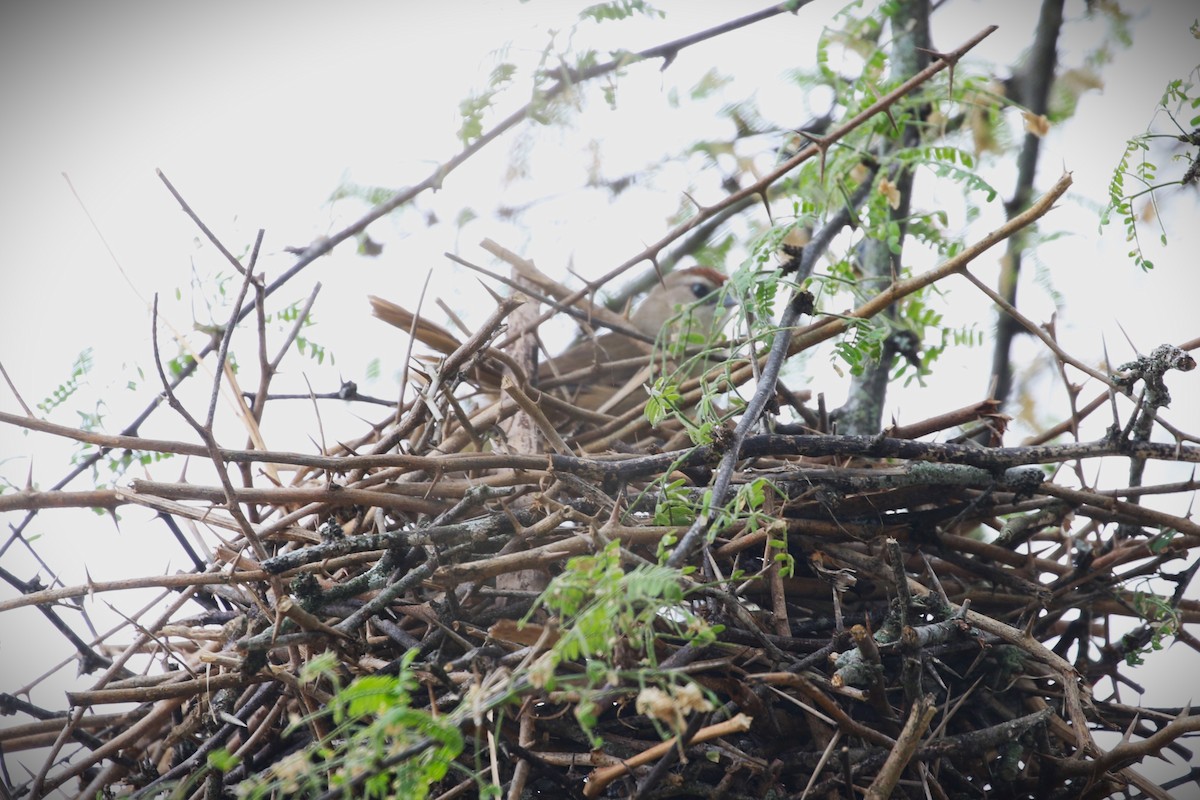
[1,0,1198,791]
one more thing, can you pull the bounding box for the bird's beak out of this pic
[722,292,738,309]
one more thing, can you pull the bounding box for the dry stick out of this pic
[7,411,1200,499]
[232,236,293,485]
[394,270,435,429]
[632,711,708,799]
[0,487,123,513]
[507,713,537,800]
[134,473,519,505]
[1084,474,1200,501]
[0,712,149,747]
[767,529,791,637]
[261,284,321,403]
[9,431,1200,555]
[159,174,256,279]
[1057,711,1200,778]
[863,694,937,800]
[0,359,35,416]
[959,268,1114,387]
[67,672,271,707]
[0,408,605,476]
[885,398,1003,440]
[447,249,654,345]
[582,713,753,799]
[666,171,1074,569]
[479,238,651,341]
[501,376,573,455]
[245,281,323,489]
[0,569,268,614]
[1039,482,1200,538]
[1045,319,1091,488]
[129,479,449,513]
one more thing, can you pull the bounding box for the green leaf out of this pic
[207,748,240,772]
[37,348,94,414]
[644,378,681,426]
[580,0,664,23]
[456,63,516,146]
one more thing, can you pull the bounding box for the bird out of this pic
[369,265,735,418]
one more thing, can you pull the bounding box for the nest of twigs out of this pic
[4,250,1199,800]
[6,10,1200,800]
[4,192,1200,800]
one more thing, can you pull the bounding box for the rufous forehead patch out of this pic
[676,265,727,286]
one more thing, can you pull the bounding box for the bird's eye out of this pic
[690,282,713,301]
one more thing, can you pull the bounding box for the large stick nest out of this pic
[4,250,1199,799]
[2,29,1199,798]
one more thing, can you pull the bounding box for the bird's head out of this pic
[629,266,735,343]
